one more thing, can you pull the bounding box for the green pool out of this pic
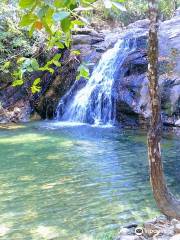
[0,121,179,239]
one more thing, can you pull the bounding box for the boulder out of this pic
[112,13,180,127]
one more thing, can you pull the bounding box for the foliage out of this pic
[89,0,179,26]
[76,63,90,80]
[1,0,178,92]
[0,4,32,62]
[0,0,126,92]
[0,2,45,89]
[16,0,126,87]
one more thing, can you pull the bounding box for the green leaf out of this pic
[19,13,38,27]
[38,6,54,25]
[31,58,39,71]
[56,42,64,49]
[77,64,89,80]
[53,11,70,22]
[33,77,40,85]
[3,61,11,69]
[112,2,126,11]
[39,66,54,74]
[52,60,61,67]
[71,50,80,55]
[41,19,52,35]
[65,37,71,48]
[19,0,35,8]
[31,85,41,93]
[52,53,62,61]
[12,79,24,86]
[61,18,71,32]
[38,5,49,18]
[71,19,85,26]
[47,67,54,74]
[54,0,64,8]
[113,0,126,2]
[29,23,36,37]
[17,57,26,64]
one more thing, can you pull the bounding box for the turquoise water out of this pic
[0,121,179,239]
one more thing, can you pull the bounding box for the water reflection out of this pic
[0,121,179,239]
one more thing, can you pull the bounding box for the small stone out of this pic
[170,234,180,240]
[174,224,180,234]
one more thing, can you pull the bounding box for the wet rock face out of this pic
[0,100,31,123]
[71,27,120,73]
[0,27,120,122]
[112,13,180,128]
[31,50,80,119]
[0,73,33,123]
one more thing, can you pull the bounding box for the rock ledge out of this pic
[116,216,180,240]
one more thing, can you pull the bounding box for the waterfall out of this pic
[56,37,137,125]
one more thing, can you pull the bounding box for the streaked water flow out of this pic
[56,38,137,124]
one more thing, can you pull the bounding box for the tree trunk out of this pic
[147,0,180,219]
[173,0,178,11]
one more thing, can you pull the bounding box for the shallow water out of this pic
[0,121,179,239]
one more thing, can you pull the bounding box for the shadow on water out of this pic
[0,121,179,239]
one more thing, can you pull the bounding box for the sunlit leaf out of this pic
[33,78,40,85]
[19,0,34,8]
[71,19,85,27]
[20,13,38,27]
[61,18,71,32]
[54,0,64,8]
[72,50,80,55]
[53,60,61,67]
[76,64,89,80]
[31,59,39,70]
[12,79,24,86]
[3,61,11,69]
[31,85,41,93]
[55,42,64,49]
[52,53,61,61]
[17,57,26,64]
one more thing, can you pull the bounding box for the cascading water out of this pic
[56,36,137,125]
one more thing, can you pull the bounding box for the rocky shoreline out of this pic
[116,216,180,240]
